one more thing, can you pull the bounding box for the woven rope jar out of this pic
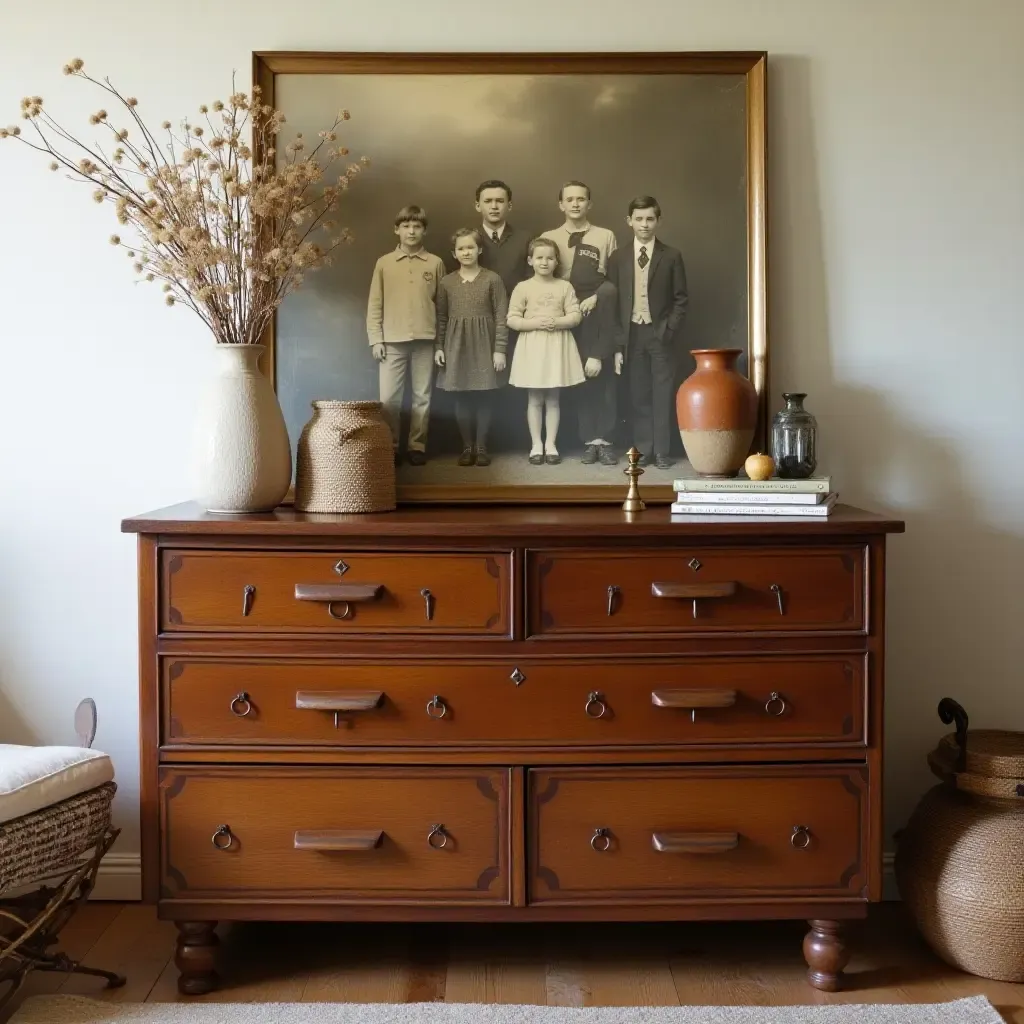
[894,698,1024,981]
[294,400,396,513]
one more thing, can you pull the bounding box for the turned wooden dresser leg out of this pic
[175,921,220,995]
[803,919,850,991]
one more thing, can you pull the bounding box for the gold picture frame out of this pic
[253,50,769,505]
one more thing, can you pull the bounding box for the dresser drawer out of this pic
[528,547,864,636]
[528,765,867,904]
[159,767,509,903]
[163,655,865,748]
[160,551,510,636]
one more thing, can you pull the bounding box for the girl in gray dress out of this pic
[434,228,509,466]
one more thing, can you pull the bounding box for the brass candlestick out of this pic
[622,446,646,512]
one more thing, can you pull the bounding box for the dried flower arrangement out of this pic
[1,59,367,345]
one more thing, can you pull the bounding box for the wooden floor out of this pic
[3,903,1022,1021]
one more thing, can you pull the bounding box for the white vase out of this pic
[192,343,292,513]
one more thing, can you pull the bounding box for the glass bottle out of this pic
[771,393,817,479]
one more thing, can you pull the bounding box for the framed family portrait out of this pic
[253,50,768,504]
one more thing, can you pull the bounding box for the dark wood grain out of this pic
[161,654,866,749]
[528,766,866,905]
[159,767,510,904]
[122,501,904,538]
[128,500,901,994]
[528,546,866,636]
[159,550,511,636]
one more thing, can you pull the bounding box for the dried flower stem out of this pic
[3,62,367,344]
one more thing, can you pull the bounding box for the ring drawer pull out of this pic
[791,825,812,849]
[766,692,787,717]
[427,824,449,849]
[590,827,611,852]
[229,692,252,717]
[211,825,234,850]
[420,588,435,621]
[241,584,256,617]
[606,584,619,616]
[426,695,447,719]
[652,831,739,854]
[770,583,785,615]
[328,601,353,620]
[585,691,608,719]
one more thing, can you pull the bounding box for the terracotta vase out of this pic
[675,348,758,478]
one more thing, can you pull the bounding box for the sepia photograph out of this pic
[260,52,768,501]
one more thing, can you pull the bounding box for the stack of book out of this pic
[670,475,837,517]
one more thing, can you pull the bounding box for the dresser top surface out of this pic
[121,501,904,539]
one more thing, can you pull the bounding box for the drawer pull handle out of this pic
[791,825,812,849]
[426,695,448,719]
[770,583,785,615]
[585,691,608,719]
[294,830,383,851]
[652,831,739,854]
[211,825,234,850]
[241,584,255,617]
[427,824,449,849]
[590,827,611,852]
[420,587,435,621]
[606,584,619,616]
[294,584,384,622]
[651,689,737,709]
[651,581,737,619]
[295,690,384,713]
[229,692,253,717]
[765,691,787,716]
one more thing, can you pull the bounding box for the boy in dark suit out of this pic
[474,179,530,299]
[608,196,688,469]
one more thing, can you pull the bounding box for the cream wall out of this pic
[0,1,1021,891]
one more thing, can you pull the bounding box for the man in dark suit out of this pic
[607,195,688,469]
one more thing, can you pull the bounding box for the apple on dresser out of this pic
[120,502,904,995]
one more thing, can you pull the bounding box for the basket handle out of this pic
[336,424,372,445]
[938,698,969,772]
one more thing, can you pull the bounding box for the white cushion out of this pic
[0,745,115,825]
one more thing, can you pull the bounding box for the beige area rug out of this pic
[9,994,1005,1023]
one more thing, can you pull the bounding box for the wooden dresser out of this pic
[121,501,903,995]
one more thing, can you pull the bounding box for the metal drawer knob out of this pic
[212,825,234,850]
[229,692,252,717]
[791,825,811,849]
[585,691,608,719]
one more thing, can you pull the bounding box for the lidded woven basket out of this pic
[894,698,1024,981]
[294,400,396,514]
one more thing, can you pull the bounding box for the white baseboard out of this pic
[91,852,141,901]
[87,851,901,904]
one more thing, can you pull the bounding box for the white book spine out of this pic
[673,477,831,494]
[672,491,823,505]
[670,495,838,517]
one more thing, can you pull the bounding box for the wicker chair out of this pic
[0,699,125,1010]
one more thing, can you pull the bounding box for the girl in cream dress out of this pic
[507,238,584,464]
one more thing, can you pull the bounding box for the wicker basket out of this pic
[0,782,116,892]
[294,400,396,513]
[894,698,1024,981]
